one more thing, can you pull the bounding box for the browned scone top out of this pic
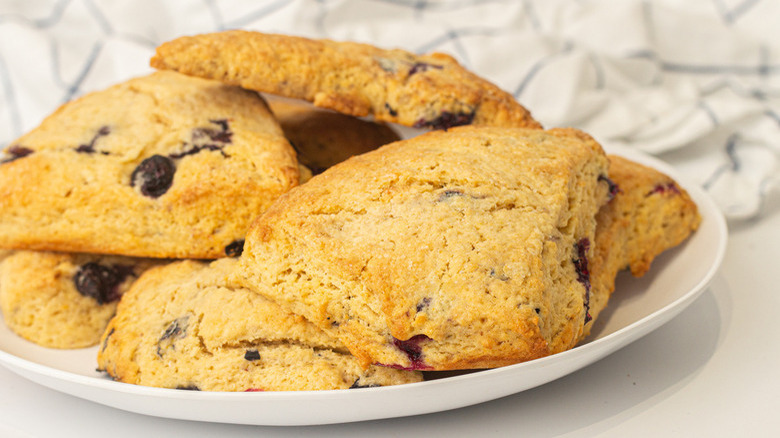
[0,71,300,259]
[239,126,611,371]
[151,30,541,130]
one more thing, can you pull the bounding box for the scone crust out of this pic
[582,155,701,339]
[240,126,610,370]
[151,30,541,130]
[97,258,422,391]
[0,71,299,258]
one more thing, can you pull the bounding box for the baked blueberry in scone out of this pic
[581,155,700,340]
[97,258,423,391]
[0,250,165,348]
[151,30,541,130]
[239,126,612,370]
[0,71,299,259]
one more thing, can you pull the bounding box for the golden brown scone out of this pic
[0,250,165,348]
[97,258,423,391]
[267,96,400,175]
[0,249,10,290]
[0,71,299,259]
[239,126,611,371]
[151,30,541,130]
[582,155,701,339]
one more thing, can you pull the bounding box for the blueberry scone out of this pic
[582,155,700,339]
[267,96,400,175]
[97,258,423,391]
[151,31,541,130]
[0,250,164,349]
[239,126,611,370]
[0,71,299,259]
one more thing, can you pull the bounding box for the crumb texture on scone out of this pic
[151,30,541,130]
[240,126,611,370]
[97,258,422,391]
[581,155,701,340]
[0,71,299,259]
[0,250,164,349]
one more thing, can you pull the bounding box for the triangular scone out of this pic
[0,71,299,259]
[151,31,541,130]
[0,250,166,349]
[582,155,701,340]
[97,258,423,391]
[240,127,611,370]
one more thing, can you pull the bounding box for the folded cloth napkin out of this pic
[1,0,777,220]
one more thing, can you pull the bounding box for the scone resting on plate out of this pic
[97,258,423,391]
[94,147,700,390]
[583,155,700,340]
[0,80,402,351]
[0,251,166,349]
[151,30,541,130]
[240,126,612,371]
[0,71,299,259]
[0,28,703,391]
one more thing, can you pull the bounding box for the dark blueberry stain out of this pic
[176,385,200,391]
[408,62,443,76]
[168,143,225,158]
[415,297,431,313]
[1,145,33,164]
[73,262,134,304]
[169,119,233,158]
[489,268,510,281]
[244,349,261,361]
[131,154,176,198]
[573,239,592,324]
[646,182,680,196]
[349,379,382,389]
[392,334,431,370]
[225,239,245,257]
[414,111,475,130]
[159,317,187,342]
[384,102,398,117]
[206,119,231,140]
[75,126,111,154]
[598,174,620,201]
[438,189,464,202]
[193,119,232,144]
[100,327,115,353]
[156,316,189,358]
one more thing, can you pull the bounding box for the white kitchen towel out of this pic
[1,0,778,221]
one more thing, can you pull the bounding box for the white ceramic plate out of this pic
[0,145,727,426]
